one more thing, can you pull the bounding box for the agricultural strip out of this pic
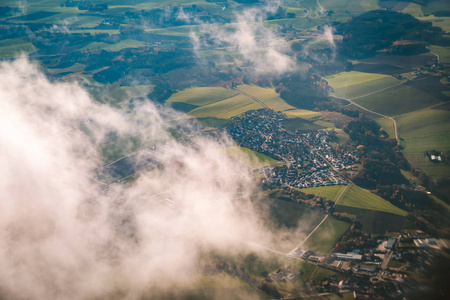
[225,146,277,168]
[167,87,239,107]
[236,85,296,111]
[187,94,264,119]
[299,185,347,202]
[335,206,406,234]
[303,217,350,254]
[352,84,441,116]
[338,184,407,216]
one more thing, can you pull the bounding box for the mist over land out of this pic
[0,0,450,299]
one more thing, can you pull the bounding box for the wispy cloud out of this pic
[190,3,296,75]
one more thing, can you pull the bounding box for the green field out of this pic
[402,3,423,17]
[396,108,450,153]
[299,185,346,202]
[236,85,296,111]
[225,146,277,168]
[352,84,441,116]
[428,45,450,63]
[335,205,406,233]
[283,118,325,131]
[82,39,146,52]
[188,94,264,119]
[418,15,450,33]
[338,184,407,216]
[404,153,450,180]
[0,38,37,58]
[283,109,322,120]
[375,117,395,139]
[326,71,402,100]
[304,217,350,254]
[194,117,231,129]
[168,87,239,107]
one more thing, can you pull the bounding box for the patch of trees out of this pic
[267,188,333,213]
[0,24,29,40]
[334,224,377,253]
[344,118,408,188]
[374,186,450,236]
[274,72,329,110]
[336,10,450,58]
[31,31,95,55]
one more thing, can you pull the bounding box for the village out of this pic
[227,109,358,189]
[266,232,449,299]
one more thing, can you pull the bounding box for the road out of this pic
[233,87,268,108]
[335,92,399,142]
[289,184,349,253]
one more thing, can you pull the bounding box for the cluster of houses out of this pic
[227,109,357,188]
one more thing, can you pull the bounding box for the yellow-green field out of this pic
[283,109,322,120]
[396,108,450,153]
[0,38,37,59]
[418,15,450,33]
[352,84,441,116]
[168,87,239,107]
[225,146,277,168]
[339,184,407,216]
[375,117,395,139]
[325,71,401,99]
[404,153,450,180]
[188,94,263,119]
[300,185,346,202]
[236,84,295,111]
[81,39,146,52]
[428,45,450,63]
[402,3,423,17]
[304,217,350,254]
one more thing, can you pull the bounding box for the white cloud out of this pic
[0,59,283,299]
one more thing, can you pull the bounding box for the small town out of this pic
[227,109,357,188]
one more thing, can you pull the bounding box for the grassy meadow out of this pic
[299,185,347,202]
[338,184,407,216]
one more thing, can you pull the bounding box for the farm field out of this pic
[194,117,231,129]
[418,15,450,33]
[360,53,435,69]
[0,38,37,59]
[81,39,146,52]
[335,206,406,234]
[236,85,296,111]
[352,84,441,116]
[338,184,407,216]
[429,45,450,63]
[396,108,450,153]
[225,146,277,168]
[299,185,346,202]
[304,217,350,254]
[404,153,450,180]
[283,109,322,120]
[283,117,324,131]
[325,71,402,100]
[187,94,264,119]
[375,117,395,139]
[167,87,239,107]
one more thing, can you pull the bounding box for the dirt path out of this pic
[233,87,268,108]
[288,185,349,253]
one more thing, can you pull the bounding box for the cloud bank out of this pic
[0,59,276,299]
[191,3,296,75]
